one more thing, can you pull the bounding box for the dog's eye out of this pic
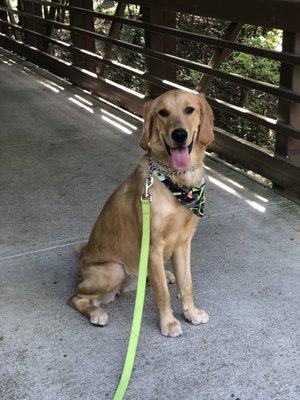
[158,109,169,117]
[185,106,195,115]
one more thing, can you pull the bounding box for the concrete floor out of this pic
[0,48,299,400]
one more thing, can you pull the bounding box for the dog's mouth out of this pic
[164,139,193,171]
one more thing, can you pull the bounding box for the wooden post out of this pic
[142,6,176,98]
[69,0,96,72]
[43,0,57,52]
[0,0,9,34]
[20,0,44,49]
[98,0,126,76]
[275,32,300,163]
[275,31,300,197]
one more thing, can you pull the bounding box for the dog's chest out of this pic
[152,194,198,252]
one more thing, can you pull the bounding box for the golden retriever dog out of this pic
[68,89,214,337]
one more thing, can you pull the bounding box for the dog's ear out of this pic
[139,100,154,151]
[197,93,214,146]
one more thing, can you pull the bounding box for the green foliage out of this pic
[177,25,282,151]
[51,4,282,152]
[223,29,281,85]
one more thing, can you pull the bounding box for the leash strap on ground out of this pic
[113,198,151,400]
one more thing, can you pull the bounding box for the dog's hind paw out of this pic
[165,270,176,284]
[90,307,108,326]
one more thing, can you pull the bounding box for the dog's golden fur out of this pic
[68,89,214,337]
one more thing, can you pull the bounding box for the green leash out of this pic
[113,177,153,400]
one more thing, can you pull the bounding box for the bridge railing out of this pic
[0,0,299,200]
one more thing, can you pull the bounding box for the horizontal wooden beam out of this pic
[2,20,299,142]
[2,32,299,199]
[5,0,300,65]
[132,0,300,32]
[1,6,299,103]
[210,127,300,199]
[0,33,143,112]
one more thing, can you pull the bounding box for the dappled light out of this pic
[162,79,196,92]
[104,77,145,98]
[1,4,298,394]
[204,160,272,213]
[0,52,139,135]
[207,175,267,213]
[94,94,143,123]
[227,178,244,189]
[79,68,97,78]
[100,109,137,131]
[208,175,237,195]
[101,115,133,134]
[74,94,93,106]
[68,96,94,113]
[255,194,269,203]
[0,57,13,65]
[40,81,61,93]
[245,200,266,212]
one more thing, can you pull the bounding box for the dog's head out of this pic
[140,90,214,171]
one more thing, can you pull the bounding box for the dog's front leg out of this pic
[148,246,182,337]
[172,240,209,325]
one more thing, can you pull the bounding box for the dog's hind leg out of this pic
[68,262,125,326]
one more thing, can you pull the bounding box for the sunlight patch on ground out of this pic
[227,178,244,189]
[40,81,60,93]
[39,79,65,93]
[100,109,137,130]
[208,175,266,212]
[254,194,269,203]
[245,200,266,212]
[74,94,93,106]
[208,176,237,195]
[94,93,143,122]
[101,115,132,134]
[0,58,13,66]
[68,97,94,113]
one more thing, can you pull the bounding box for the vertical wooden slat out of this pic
[274,31,300,198]
[142,6,176,98]
[42,0,57,52]
[0,0,9,34]
[69,0,96,72]
[196,22,243,93]
[98,0,126,76]
[275,32,300,165]
[289,34,300,160]
[20,0,44,49]
[5,0,21,40]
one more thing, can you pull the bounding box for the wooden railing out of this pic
[0,0,299,200]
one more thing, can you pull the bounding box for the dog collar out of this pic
[150,167,205,218]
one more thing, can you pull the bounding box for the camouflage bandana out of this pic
[151,169,205,218]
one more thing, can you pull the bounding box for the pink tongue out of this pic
[170,147,189,171]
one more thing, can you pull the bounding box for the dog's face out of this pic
[140,90,214,171]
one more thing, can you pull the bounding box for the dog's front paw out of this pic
[160,318,182,337]
[89,307,108,326]
[183,308,209,325]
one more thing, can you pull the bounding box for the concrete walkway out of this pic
[0,48,299,400]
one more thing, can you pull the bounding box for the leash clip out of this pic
[141,176,153,202]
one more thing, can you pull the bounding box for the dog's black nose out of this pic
[171,129,188,144]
